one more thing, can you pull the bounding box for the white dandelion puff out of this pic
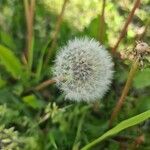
[53,37,114,102]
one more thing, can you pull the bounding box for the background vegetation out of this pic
[0,0,150,149]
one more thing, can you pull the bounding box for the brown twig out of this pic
[99,0,106,43]
[109,58,139,128]
[34,75,65,91]
[44,0,69,65]
[34,79,56,91]
[112,0,141,53]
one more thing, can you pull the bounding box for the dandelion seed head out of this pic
[53,37,114,102]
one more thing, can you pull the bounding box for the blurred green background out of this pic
[0,0,150,149]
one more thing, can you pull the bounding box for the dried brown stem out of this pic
[44,0,69,65]
[34,79,56,91]
[109,58,139,128]
[99,0,106,43]
[24,0,35,62]
[24,0,30,29]
[112,0,141,53]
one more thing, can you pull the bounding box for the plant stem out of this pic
[72,113,86,150]
[98,0,106,44]
[44,0,69,66]
[112,0,140,53]
[34,79,56,91]
[24,0,35,71]
[109,58,139,128]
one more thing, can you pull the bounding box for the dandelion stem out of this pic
[44,0,69,66]
[109,58,139,128]
[112,0,140,53]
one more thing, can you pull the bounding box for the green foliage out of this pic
[0,45,23,79]
[22,94,44,109]
[0,76,6,88]
[136,97,150,113]
[43,0,101,30]
[81,110,150,149]
[0,0,150,149]
[133,68,150,89]
[0,31,16,50]
[0,126,21,150]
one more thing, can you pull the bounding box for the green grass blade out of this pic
[81,110,150,150]
[28,37,34,72]
[35,39,51,81]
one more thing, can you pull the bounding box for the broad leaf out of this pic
[0,31,16,50]
[133,68,150,89]
[0,45,23,79]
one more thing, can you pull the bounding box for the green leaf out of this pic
[84,17,99,40]
[0,45,23,79]
[22,94,44,109]
[81,110,150,150]
[0,31,16,50]
[0,77,6,88]
[49,132,58,149]
[136,97,150,113]
[133,68,150,89]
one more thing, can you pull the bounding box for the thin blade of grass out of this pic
[81,110,150,150]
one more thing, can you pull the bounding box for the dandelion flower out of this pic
[53,37,114,102]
